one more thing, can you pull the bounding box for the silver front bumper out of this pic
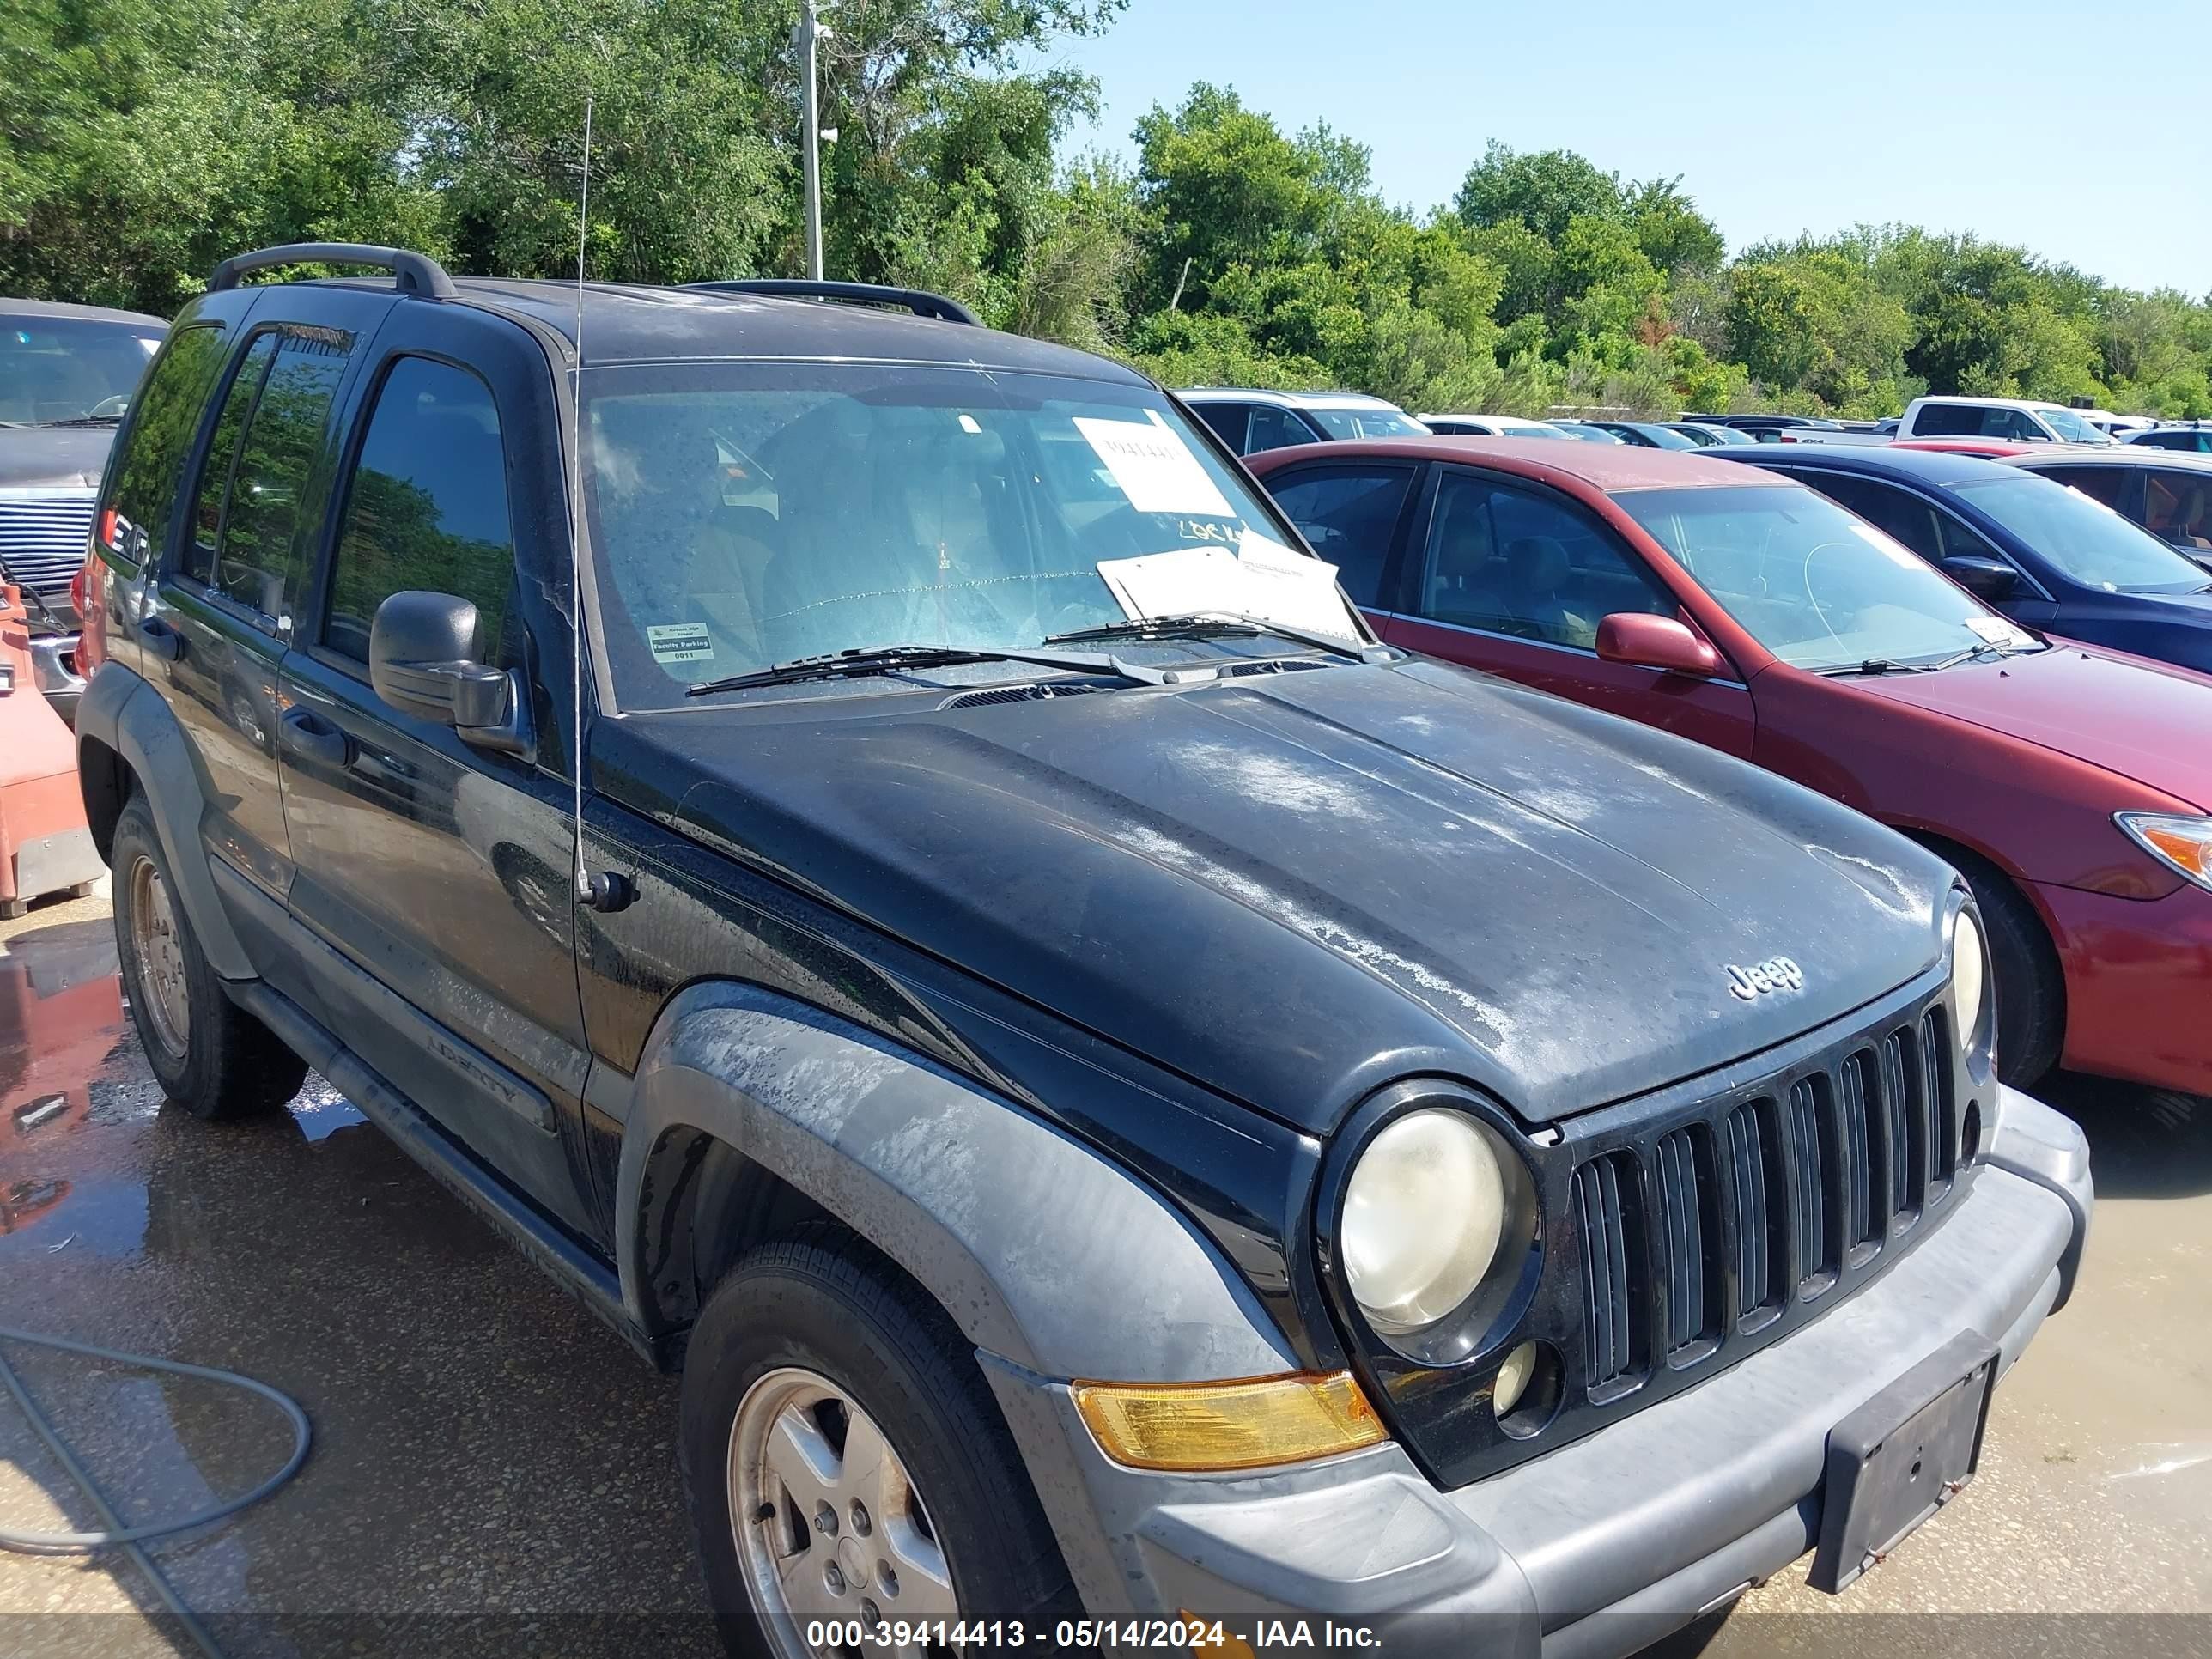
[983,1086,2091,1659]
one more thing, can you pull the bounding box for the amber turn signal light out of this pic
[1071,1370,1385,1472]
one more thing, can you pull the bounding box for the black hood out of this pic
[604,659,1953,1133]
[0,424,112,489]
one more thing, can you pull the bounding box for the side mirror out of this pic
[1939,555,2020,601]
[368,590,530,755]
[1595,613,1723,678]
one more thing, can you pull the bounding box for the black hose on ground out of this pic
[0,1323,313,1659]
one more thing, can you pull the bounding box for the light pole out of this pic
[793,0,832,280]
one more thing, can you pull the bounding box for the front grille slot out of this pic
[1570,988,1970,1406]
[1837,1049,1881,1256]
[1724,1100,1787,1327]
[0,497,94,596]
[1790,1076,1840,1292]
[1571,1153,1644,1394]
[1923,1006,1957,1195]
[939,681,1109,709]
[1655,1127,1720,1358]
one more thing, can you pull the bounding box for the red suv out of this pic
[1249,437,2212,1096]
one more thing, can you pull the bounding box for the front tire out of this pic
[679,1228,1073,1657]
[111,792,307,1120]
[1951,851,2064,1089]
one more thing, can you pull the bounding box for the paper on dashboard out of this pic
[1094,536,1359,642]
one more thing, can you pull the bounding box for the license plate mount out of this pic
[1809,1329,1998,1593]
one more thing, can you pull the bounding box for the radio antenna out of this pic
[567,94,625,912]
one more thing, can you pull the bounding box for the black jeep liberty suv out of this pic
[73,245,2091,1657]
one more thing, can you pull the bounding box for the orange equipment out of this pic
[0,581,104,919]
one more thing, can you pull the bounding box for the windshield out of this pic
[0,318,163,423]
[1948,475,2208,593]
[582,362,1361,704]
[1614,483,2039,672]
[1305,405,1427,440]
[2037,407,2112,445]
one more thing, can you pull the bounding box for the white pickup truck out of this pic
[1894,396,2116,445]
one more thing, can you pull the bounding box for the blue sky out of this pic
[1043,1,2212,295]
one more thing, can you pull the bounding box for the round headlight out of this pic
[1341,1109,1504,1334]
[1952,907,1988,1046]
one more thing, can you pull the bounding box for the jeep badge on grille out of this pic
[1726,957,1805,1000]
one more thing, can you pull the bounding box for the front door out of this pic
[1381,467,1757,757]
[276,313,595,1237]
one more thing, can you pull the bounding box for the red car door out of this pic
[1379,465,1757,757]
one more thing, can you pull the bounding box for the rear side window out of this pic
[181,327,351,620]
[1245,404,1313,454]
[1189,402,1249,452]
[1266,465,1414,606]
[1909,404,1981,437]
[325,357,515,665]
[101,324,228,568]
[2037,466,2126,507]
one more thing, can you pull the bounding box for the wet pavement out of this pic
[3,886,2209,1659]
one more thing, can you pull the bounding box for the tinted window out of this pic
[1911,404,1982,437]
[184,333,277,585]
[210,330,349,619]
[1190,402,1249,452]
[1306,406,1427,441]
[326,358,515,665]
[100,324,228,569]
[2133,430,2212,453]
[1266,465,1414,606]
[1416,472,1674,647]
[1816,474,2006,568]
[1245,404,1315,453]
[2143,471,2212,550]
[2035,465,2125,507]
[0,316,164,422]
[1948,474,2207,593]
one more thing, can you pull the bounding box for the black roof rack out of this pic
[208,243,458,300]
[689,279,977,326]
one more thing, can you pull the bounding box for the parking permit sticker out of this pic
[1073,414,1236,518]
[647,623,714,665]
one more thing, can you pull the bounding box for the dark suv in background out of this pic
[2,295,168,723]
[74,243,2087,1658]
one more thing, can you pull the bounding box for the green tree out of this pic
[1453,141,1621,242]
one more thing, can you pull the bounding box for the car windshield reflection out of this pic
[582,363,1360,703]
[1614,483,2040,673]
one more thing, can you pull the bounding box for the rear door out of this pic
[276,304,597,1237]
[1383,465,1756,757]
[149,293,388,901]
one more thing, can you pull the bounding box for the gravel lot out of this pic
[4,886,2208,1658]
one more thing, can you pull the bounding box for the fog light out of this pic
[1492,1340,1539,1416]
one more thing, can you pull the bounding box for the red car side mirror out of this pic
[1596,613,1723,678]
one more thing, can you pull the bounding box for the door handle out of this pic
[279,707,351,768]
[137,616,184,662]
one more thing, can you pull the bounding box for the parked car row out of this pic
[1252,431,2212,1105]
[27,251,2098,1658]
[1,295,167,725]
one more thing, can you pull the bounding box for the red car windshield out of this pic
[1614,484,2039,673]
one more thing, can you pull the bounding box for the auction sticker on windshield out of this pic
[1073,413,1236,518]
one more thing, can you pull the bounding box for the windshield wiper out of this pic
[1815,657,1937,677]
[685,641,1168,696]
[1925,639,2034,672]
[1044,611,1386,663]
[42,415,123,428]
